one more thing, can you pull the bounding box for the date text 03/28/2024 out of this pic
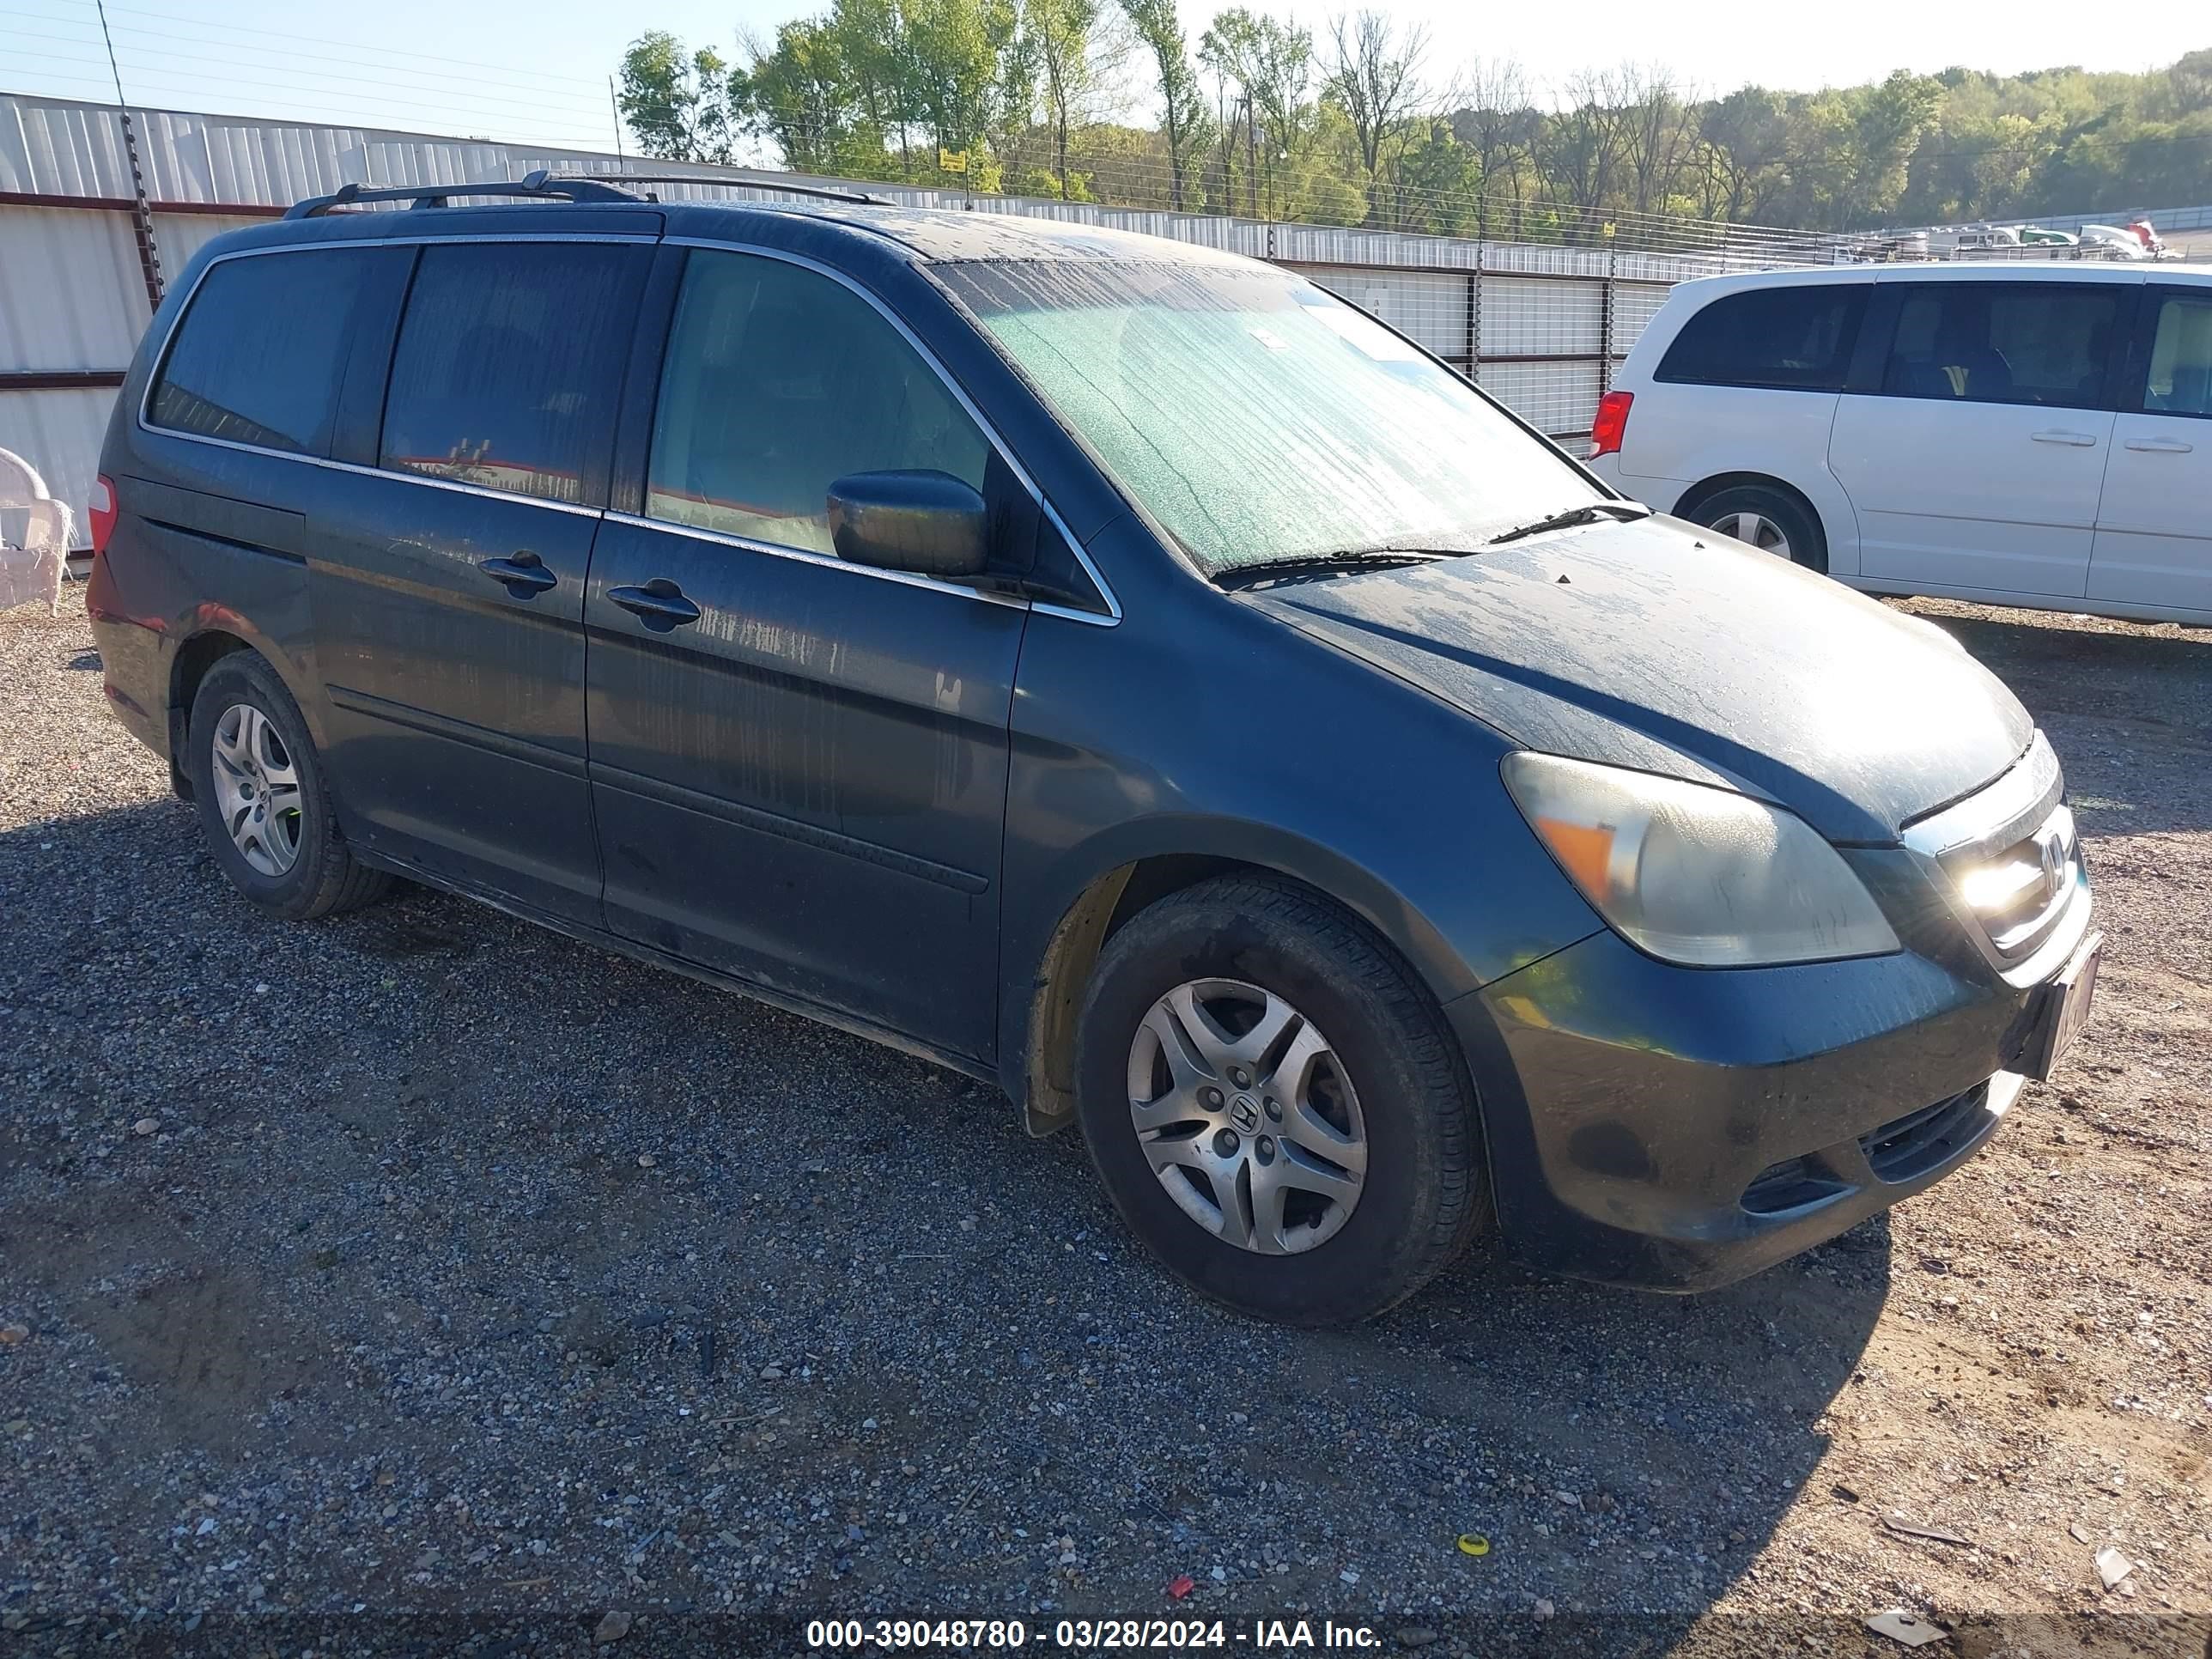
[805,1618,1385,1650]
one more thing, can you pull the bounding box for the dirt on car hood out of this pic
[1247,514,2035,843]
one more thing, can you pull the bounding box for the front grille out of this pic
[1741,1080,1996,1214]
[1741,1156,1849,1216]
[1904,733,2081,966]
[1860,1082,1992,1183]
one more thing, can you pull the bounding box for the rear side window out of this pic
[380,243,641,505]
[2142,291,2212,416]
[646,249,990,556]
[149,250,366,454]
[1881,283,2122,409]
[1655,284,1865,392]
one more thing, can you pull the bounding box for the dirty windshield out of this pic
[937,258,1599,577]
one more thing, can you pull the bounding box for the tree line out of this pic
[615,10,2212,235]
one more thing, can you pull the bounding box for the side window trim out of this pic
[609,244,693,520]
[143,246,372,459]
[647,234,1119,625]
[2125,285,2212,420]
[1867,279,2135,412]
[136,234,659,520]
[1652,282,1868,392]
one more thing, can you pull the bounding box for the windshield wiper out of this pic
[1485,500,1651,546]
[1212,548,1449,589]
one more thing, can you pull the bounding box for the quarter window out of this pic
[647,249,989,556]
[1880,284,2121,410]
[2142,293,2212,416]
[149,250,366,454]
[1655,284,1866,392]
[380,243,641,505]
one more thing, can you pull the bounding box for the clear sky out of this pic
[3,0,2204,158]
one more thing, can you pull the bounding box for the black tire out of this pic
[1074,875,1488,1326]
[1687,483,1827,574]
[186,653,392,921]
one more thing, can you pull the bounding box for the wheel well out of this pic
[1019,854,1364,1137]
[1671,471,1821,533]
[166,630,252,799]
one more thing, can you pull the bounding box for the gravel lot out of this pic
[2,590,2208,1658]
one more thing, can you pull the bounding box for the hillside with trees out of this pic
[614,10,2212,233]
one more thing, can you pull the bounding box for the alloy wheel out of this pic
[209,702,303,878]
[1707,509,1792,560]
[1125,977,1367,1255]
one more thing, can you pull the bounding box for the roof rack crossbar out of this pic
[283,175,646,219]
[521,170,883,207]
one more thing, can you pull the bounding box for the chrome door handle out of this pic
[2124,436,2194,453]
[2029,430,2098,446]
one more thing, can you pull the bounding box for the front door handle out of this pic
[607,579,702,630]
[2124,435,2194,453]
[480,551,558,595]
[2029,430,2098,447]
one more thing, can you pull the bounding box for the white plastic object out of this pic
[0,447,73,617]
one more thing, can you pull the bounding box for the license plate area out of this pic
[2015,929,2102,1081]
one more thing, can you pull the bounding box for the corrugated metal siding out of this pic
[0,205,148,372]
[0,386,111,550]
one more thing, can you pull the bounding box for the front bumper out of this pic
[1449,860,2092,1292]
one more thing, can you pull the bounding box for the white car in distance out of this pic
[1587,262,2212,627]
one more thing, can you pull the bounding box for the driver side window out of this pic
[647,250,991,556]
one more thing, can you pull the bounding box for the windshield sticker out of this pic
[1249,326,1291,351]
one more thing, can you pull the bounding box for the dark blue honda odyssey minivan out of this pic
[87,175,2100,1324]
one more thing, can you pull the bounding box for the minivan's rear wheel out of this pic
[1075,876,1487,1326]
[187,653,392,921]
[1690,484,1826,574]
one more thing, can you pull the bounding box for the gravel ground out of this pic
[1,590,2207,1659]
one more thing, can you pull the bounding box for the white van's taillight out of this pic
[1589,391,1634,459]
[88,474,118,556]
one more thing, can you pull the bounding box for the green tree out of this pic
[618,31,739,164]
[1121,0,1207,209]
[1027,0,1103,198]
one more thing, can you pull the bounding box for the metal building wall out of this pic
[3,90,1814,546]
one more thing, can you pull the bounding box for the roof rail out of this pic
[520,170,883,207]
[283,175,645,219]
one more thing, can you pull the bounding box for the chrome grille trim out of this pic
[1902,732,2090,977]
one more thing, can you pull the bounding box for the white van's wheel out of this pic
[1692,485,1826,574]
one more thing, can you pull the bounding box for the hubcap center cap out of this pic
[1227,1094,1261,1133]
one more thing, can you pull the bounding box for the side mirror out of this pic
[826,470,989,580]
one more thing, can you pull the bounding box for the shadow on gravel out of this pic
[3,796,1896,1652]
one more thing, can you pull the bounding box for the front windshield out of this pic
[936,258,1600,576]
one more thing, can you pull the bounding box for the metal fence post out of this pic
[1599,243,1616,396]
[1468,198,1486,384]
[118,108,163,313]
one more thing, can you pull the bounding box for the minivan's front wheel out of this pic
[1075,876,1487,1326]
[1690,483,1827,574]
[187,653,392,921]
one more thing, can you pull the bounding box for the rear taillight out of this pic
[1589,390,1634,459]
[88,474,118,556]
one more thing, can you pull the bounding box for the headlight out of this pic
[1501,752,1900,967]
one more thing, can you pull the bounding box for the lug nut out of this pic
[1230,1066,1251,1088]
[1213,1127,1240,1158]
[1256,1135,1275,1163]
[1200,1085,1224,1108]
[1263,1097,1282,1121]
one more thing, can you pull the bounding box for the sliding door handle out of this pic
[607,579,702,630]
[2028,430,2098,447]
[480,551,558,595]
[2124,435,2194,453]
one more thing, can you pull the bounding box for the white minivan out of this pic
[1589,263,2212,627]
